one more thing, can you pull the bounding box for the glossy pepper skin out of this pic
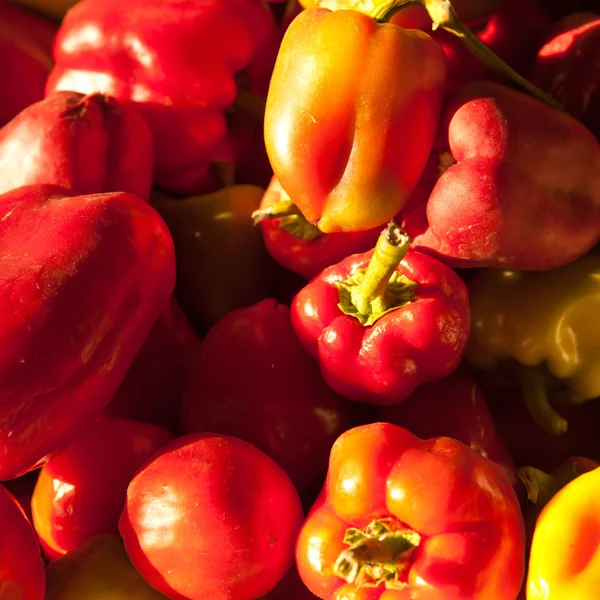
[257,177,381,279]
[0,91,153,200]
[403,81,600,270]
[0,184,175,480]
[45,535,168,599]
[181,298,351,491]
[31,418,174,559]
[119,433,304,600]
[265,8,447,233]
[0,484,46,599]
[0,0,56,126]
[291,224,470,405]
[376,370,518,487]
[531,13,600,140]
[467,257,600,434]
[47,0,278,195]
[527,466,600,599]
[296,423,525,599]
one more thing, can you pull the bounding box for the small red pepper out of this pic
[376,370,518,488]
[0,91,153,200]
[31,417,174,560]
[296,423,525,599]
[0,184,175,479]
[181,298,351,491]
[403,81,600,269]
[47,0,278,195]
[291,222,470,405]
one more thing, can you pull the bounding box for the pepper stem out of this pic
[518,462,581,508]
[233,88,267,122]
[373,0,563,111]
[334,519,421,589]
[517,365,568,435]
[251,200,322,241]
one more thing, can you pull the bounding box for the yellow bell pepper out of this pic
[467,256,600,434]
[527,466,600,600]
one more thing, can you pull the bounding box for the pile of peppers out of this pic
[1,0,599,598]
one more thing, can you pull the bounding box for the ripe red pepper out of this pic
[403,81,600,269]
[0,0,56,126]
[119,433,304,600]
[255,177,382,279]
[376,370,518,487]
[0,91,153,200]
[0,484,46,599]
[296,423,525,599]
[47,0,278,195]
[0,184,175,479]
[31,417,173,560]
[291,222,470,405]
[105,297,200,433]
[181,298,351,491]
[531,13,600,140]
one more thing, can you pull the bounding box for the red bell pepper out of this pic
[181,298,351,491]
[119,433,304,600]
[376,370,518,488]
[255,177,382,279]
[31,417,173,560]
[0,484,46,599]
[296,423,525,599]
[402,81,600,269]
[0,0,56,126]
[0,184,175,480]
[291,222,470,405]
[0,91,153,200]
[104,297,200,433]
[47,0,278,195]
[531,13,600,140]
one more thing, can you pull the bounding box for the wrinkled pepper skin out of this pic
[376,370,518,487]
[0,0,56,126]
[31,418,174,559]
[119,433,304,600]
[297,423,525,599]
[527,467,600,599]
[0,484,46,599]
[265,8,447,233]
[47,0,278,195]
[0,184,175,480]
[181,299,351,491]
[403,81,600,269]
[45,535,168,599]
[0,91,153,200]
[258,177,381,279]
[291,245,470,405]
[531,13,600,140]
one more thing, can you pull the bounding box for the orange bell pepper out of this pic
[264,8,447,233]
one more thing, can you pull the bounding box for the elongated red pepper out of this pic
[291,222,470,405]
[0,184,175,479]
[47,0,278,194]
[402,81,600,269]
[0,91,153,200]
[181,298,351,490]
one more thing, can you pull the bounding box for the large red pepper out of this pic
[0,91,153,200]
[531,13,600,140]
[46,0,278,195]
[291,222,470,405]
[181,298,351,491]
[402,81,600,269]
[264,7,447,233]
[0,0,56,126]
[376,370,518,488]
[296,423,525,599]
[0,184,175,480]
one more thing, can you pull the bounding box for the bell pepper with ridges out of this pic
[291,221,470,405]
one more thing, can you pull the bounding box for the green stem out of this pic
[251,200,303,225]
[251,200,322,241]
[518,462,581,508]
[374,0,564,111]
[233,88,267,122]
